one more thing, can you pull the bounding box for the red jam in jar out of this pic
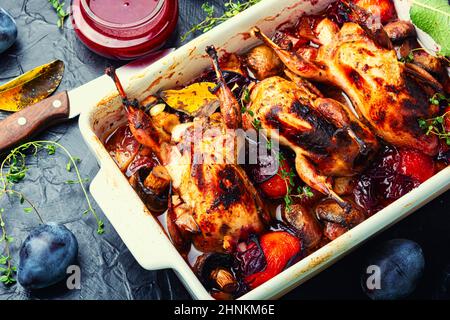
[71,0,178,60]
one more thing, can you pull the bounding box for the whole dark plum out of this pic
[361,239,425,300]
[0,8,17,54]
[18,223,78,290]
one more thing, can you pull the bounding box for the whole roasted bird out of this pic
[251,1,444,156]
[106,67,269,254]
[247,74,378,208]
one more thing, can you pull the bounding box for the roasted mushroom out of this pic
[384,20,416,43]
[245,45,283,80]
[333,177,356,196]
[315,198,365,228]
[283,204,323,250]
[134,166,170,213]
[194,253,239,294]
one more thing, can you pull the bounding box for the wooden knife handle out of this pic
[0,91,70,153]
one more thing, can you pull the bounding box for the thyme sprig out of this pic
[240,87,253,115]
[181,0,261,41]
[429,92,450,106]
[240,87,260,130]
[277,153,313,212]
[48,0,69,29]
[418,111,450,145]
[0,141,104,284]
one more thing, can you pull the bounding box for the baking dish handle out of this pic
[90,167,178,270]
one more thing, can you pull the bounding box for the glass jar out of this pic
[71,0,178,60]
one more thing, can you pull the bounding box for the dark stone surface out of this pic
[0,0,448,300]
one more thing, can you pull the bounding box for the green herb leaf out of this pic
[202,2,215,16]
[45,144,57,155]
[23,208,33,214]
[418,109,450,142]
[181,0,261,41]
[252,118,262,130]
[97,220,105,235]
[410,0,450,56]
[0,256,9,265]
[48,0,69,29]
[66,178,90,184]
[400,51,415,63]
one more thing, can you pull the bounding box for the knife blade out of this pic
[0,48,174,153]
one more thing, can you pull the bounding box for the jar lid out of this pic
[80,0,165,30]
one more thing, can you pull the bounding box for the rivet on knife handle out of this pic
[0,91,70,153]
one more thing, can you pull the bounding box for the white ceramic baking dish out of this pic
[79,0,450,300]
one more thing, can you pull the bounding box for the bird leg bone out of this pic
[206,46,242,130]
[251,26,328,82]
[404,63,444,93]
[106,66,165,159]
[294,152,350,211]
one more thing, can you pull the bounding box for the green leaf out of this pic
[97,220,105,235]
[23,208,33,214]
[7,277,16,284]
[7,171,26,183]
[410,0,450,56]
[0,275,9,282]
[181,0,261,41]
[418,119,427,128]
[48,0,68,29]
[66,178,89,184]
[45,144,56,155]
